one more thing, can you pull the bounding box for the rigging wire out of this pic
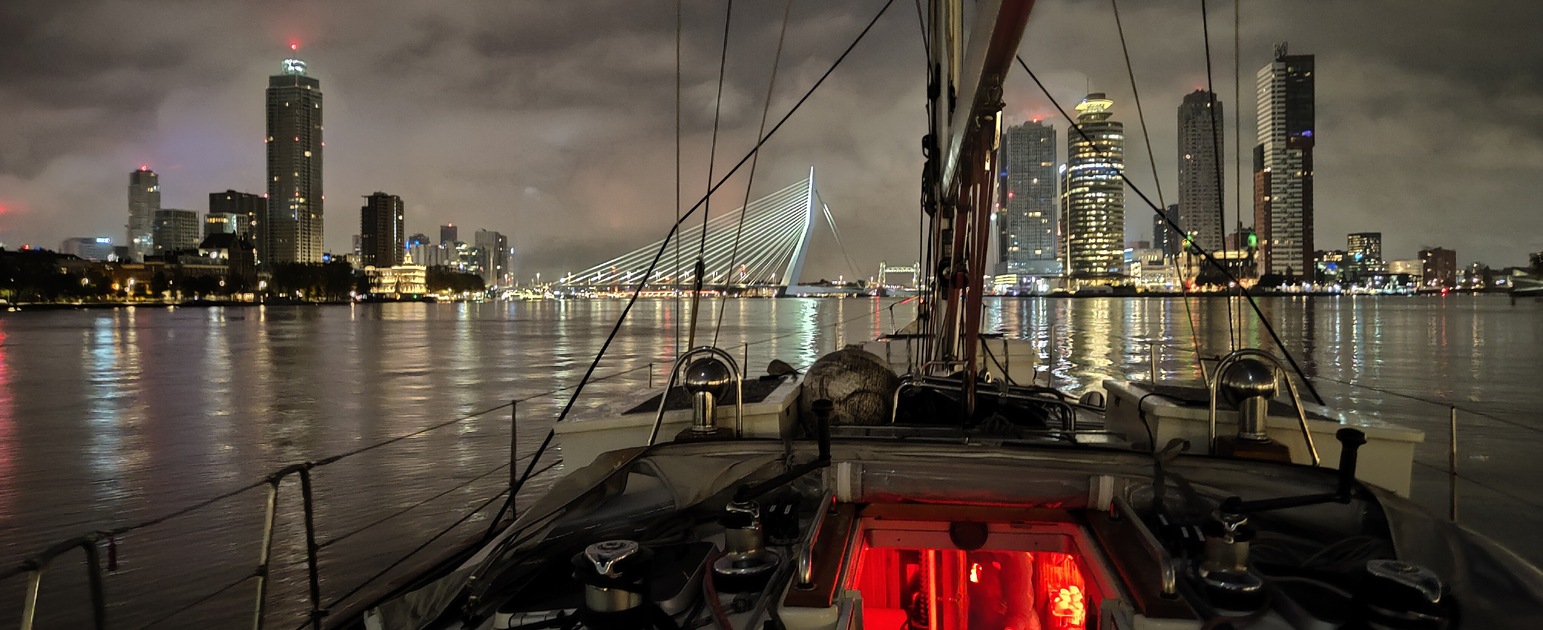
[713,0,794,348]
[1013,54,1325,405]
[675,0,683,355]
[1233,0,1245,346]
[1201,0,1238,352]
[494,0,900,528]
[688,0,735,351]
[1109,0,1203,379]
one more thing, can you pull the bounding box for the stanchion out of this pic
[1449,405,1459,522]
[518,401,524,491]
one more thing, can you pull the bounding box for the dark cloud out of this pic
[0,0,1538,275]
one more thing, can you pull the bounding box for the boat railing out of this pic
[0,362,660,630]
[1206,349,1321,466]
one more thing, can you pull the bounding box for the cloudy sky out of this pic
[1,1,1538,279]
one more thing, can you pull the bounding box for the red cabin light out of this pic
[852,547,1088,630]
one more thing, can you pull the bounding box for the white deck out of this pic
[1104,379,1425,496]
[554,377,803,468]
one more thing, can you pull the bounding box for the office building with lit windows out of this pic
[997,120,1059,277]
[266,50,324,265]
[475,228,511,288]
[152,209,201,253]
[210,190,262,244]
[1254,46,1315,277]
[1060,93,1126,283]
[1345,232,1385,284]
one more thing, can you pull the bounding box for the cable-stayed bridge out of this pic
[557,169,852,295]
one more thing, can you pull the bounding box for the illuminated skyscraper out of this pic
[1060,93,1126,282]
[360,192,405,268]
[1254,46,1314,276]
[1178,90,1224,254]
[127,167,160,261]
[266,48,324,265]
[996,120,1059,276]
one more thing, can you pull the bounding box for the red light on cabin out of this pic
[290,42,299,52]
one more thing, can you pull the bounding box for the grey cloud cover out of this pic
[1,0,1538,279]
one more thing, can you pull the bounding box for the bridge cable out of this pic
[713,0,794,347]
[817,191,861,281]
[487,0,900,540]
[1013,54,1324,405]
[1201,0,1239,351]
[688,0,734,351]
[1109,0,1203,373]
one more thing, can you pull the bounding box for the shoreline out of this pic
[2,289,1524,311]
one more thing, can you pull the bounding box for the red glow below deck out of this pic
[852,547,1088,630]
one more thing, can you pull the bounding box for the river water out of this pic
[1,296,1539,628]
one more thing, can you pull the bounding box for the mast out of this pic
[921,0,1037,415]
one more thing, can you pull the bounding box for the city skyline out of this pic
[1,1,1539,276]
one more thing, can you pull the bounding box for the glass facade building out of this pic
[1060,94,1125,282]
[1178,90,1225,254]
[996,120,1059,276]
[1254,49,1315,277]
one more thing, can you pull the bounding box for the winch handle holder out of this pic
[1224,428,1367,515]
[734,399,833,503]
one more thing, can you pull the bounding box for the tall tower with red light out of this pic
[265,42,324,266]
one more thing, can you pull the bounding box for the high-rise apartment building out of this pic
[128,167,160,261]
[440,223,458,245]
[1178,90,1225,254]
[1060,93,1126,282]
[474,228,510,288]
[996,120,1059,276]
[360,192,405,268]
[152,209,200,253]
[1254,46,1315,276]
[266,50,324,265]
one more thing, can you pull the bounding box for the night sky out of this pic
[1,1,1537,280]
